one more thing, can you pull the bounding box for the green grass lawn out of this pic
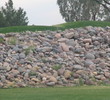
[0,86,110,100]
[1,21,110,33]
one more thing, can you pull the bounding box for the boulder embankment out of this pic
[0,26,110,88]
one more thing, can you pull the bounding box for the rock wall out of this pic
[0,26,110,88]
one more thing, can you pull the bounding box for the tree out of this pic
[0,0,28,27]
[0,11,6,27]
[94,0,110,12]
[57,0,110,22]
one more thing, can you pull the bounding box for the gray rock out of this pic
[85,53,95,59]
[84,60,94,67]
[19,53,26,59]
[46,82,55,86]
[73,65,83,70]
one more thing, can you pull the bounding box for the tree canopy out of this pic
[57,0,110,22]
[0,0,28,27]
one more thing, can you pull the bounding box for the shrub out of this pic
[53,64,62,71]
[0,38,5,43]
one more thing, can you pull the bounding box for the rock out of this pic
[49,76,57,83]
[76,70,86,75]
[19,53,26,59]
[74,48,83,53]
[64,70,71,79]
[84,59,94,67]
[85,80,95,85]
[17,82,26,87]
[55,34,61,38]
[31,78,40,82]
[66,39,76,47]
[6,81,15,87]
[0,82,3,88]
[98,62,106,68]
[42,47,52,52]
[83,39,92,44]
[58,38,68,42]
[73,65,83,70]
[60,43,69,52]
[104,72,110,78]
[85,53,95,59]
[46,82,55,86]
[95,75,104,80]
[58,68,65,75]
[64,32,74,39]
[0,76,6,83]
[73,73,80,78]
[1,27,110,88]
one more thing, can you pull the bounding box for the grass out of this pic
[0,21,110,33]
[0,25,59,33]
[52,64,62,71]
[55,21,110,29]
[0,86,110,100]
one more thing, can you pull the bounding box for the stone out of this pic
[0,82,3,88]
[58,68,65,75]
[95,75,104,80]
[1,27,110,88]
[76,70,86,75]
[55,34,61,38]
[104,72,110,78]
[46,82,55,86]
[85,80,95,85]
[64,32,74,39]
[83,39,92,44]
[64,70,71,79]
[66,39,76,47]
[6,81,15,87]
[85,53,95,59]
[74,48,83,53]
[31,78,39,82]
[58,38,68,42]
[49,76,57,83]
[60,43,69,52]
[0,75,6,83]
[73,65,83,70]
[84,60,94,67]
[19,53,26,59]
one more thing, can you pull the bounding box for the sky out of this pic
[0,0,65,25]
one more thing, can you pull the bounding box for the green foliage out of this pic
[24,46,35,56]
[29,71,37,76]
[55,21,110,29]
[7,37,17,45]
[0,21,110,33]
[57,0,110,22]
[79,78,84,86]
[52,64,62,70]
[0,0,28,27]
[0,38,5,43]
[0,11,6,27]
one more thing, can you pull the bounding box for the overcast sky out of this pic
[0,0,65,25]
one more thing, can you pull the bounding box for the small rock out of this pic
[60,43,69,52]
[49,76,57,83]
[64,32,74,39]
[64,70,71,79]
[84,59,94,67]
[73,65,83,70]
[19,53,26,59]
[55,34,61,38]
[46,82,55,86]
[104,72,110,78]
[85,53,95,59]
[83,39,92,44]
